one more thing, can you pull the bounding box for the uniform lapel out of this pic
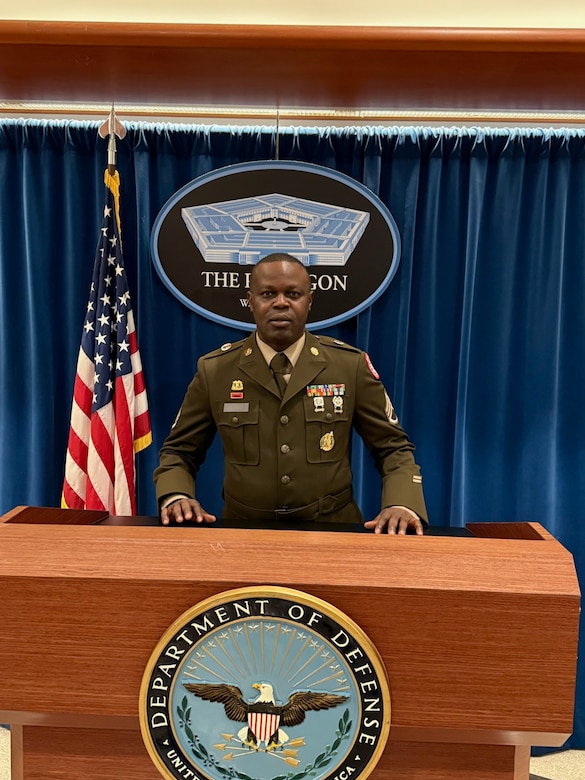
[237,333,281,399]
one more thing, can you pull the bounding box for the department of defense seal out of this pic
[139,586,391,780]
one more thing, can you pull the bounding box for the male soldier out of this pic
[154,253,427,533]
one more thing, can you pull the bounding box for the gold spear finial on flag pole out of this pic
[98,104,127,174]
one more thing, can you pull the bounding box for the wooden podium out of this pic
[0,506,580,780]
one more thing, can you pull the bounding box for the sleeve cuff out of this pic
[161,493,190,509]
[386,505,419,521]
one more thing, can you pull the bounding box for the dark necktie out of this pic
[270,352,291,396]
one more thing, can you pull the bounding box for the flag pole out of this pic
[98,104,127,175]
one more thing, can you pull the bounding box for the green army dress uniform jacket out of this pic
[154,331,427,524]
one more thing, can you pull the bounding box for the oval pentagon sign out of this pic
[151,161,401,330]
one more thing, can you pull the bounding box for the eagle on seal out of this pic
[183,681,348,751]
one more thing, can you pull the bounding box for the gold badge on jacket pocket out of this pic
[320,431,335,451]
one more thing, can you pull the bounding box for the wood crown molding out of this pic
[1,21,585,52]
[2,21,585,115]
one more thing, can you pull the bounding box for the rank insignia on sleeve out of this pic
[385,392,399,424]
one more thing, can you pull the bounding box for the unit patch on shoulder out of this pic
[364,353,380,379]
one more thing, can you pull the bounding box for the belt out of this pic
[224,488,354,522]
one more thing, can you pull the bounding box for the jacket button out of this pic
[326,412,333,420]
[280,444,290,454]
[280,415,289,424]
[231,416,239,424]
[281,475,291,484]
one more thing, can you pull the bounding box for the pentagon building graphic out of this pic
[181,193,370,266]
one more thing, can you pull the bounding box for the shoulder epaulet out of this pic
[314,335,362,353]
[202,339,247,360]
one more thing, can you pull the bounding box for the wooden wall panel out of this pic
[1,22,585,116]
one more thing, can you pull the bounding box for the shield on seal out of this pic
[248,709,281,744]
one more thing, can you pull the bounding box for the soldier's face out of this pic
[247,261,313,351]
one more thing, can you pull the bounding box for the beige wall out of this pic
[5,1,585,29]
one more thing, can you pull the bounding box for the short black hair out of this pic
[250,253,310,287]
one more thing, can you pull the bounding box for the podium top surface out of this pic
[0,506,579,598]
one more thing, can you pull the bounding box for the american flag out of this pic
[62,169,151,515]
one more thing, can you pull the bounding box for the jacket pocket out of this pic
[303,396,350,463]
[216,400,260,465]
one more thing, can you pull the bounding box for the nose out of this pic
[273,293,289,307]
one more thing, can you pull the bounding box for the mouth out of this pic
[269,317,292,326]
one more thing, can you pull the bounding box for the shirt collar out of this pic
[255,332,306,367]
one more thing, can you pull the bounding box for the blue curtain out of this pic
[1,119,584,745]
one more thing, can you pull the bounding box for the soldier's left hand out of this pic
[364,507,424,536]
